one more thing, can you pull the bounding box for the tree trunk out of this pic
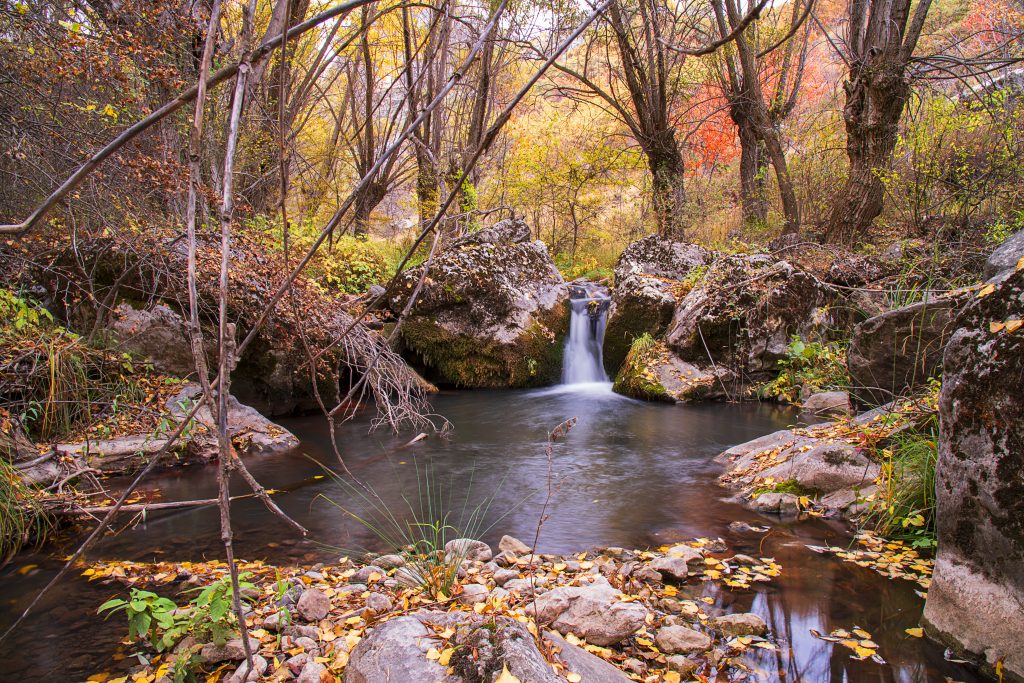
[646,132,687,239]
[759,123,800,234]
[828,64,910,241]
[736,113,767,223]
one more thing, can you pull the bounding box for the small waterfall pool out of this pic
[561,282,611,386]
[0,286,982,682]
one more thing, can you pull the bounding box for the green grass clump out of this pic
[862,414,938,550]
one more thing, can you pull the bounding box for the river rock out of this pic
[751,492,801,515]
[365,592,394,614]
[498,534,532,555]
[494,568,519,586]
[296,588,330,622]
[655,625,712,654]
[296,660,327,683]
[983,227,1024,282]
[444,538,492,563]
[344,611,575,683]
[758,442,879,493]
[613,337,733,402]
[226,655,268,683]
[530,576,648,645]
[352,566,386,584]
[846,298,960,405]
[200,637,260,664]
[923,265,1024,681]
[389,217,569,388]
[456,583,489,606]
[604,235,711,373]
[666,655,700,677]
[712,613,767,636]
[801,390,853,418]
[545,631,633,682]
[374,554,405,569]
[106,303,197,377]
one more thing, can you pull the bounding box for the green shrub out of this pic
[762,336,848,403]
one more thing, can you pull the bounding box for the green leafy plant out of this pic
[762,336,848,403]
[98,588,182,652]
[185,572,256,646]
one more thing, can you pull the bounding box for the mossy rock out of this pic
[613,334,726,402]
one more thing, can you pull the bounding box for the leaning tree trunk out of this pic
[646,132,687,239]
[759,122,800,234]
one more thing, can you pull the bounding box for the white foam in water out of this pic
[561,283,611,385]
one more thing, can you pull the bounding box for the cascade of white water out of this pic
[561,283,610,384]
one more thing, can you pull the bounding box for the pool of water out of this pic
[0,384,980,682]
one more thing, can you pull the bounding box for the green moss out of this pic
[613,333,673,401]
[399,304,568,388]
[752,479,814,497]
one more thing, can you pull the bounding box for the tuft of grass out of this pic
[0,455,51,566]
[862,412,938,550]
[316,458,521,600]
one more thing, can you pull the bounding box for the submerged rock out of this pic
[712,613,767,636]
[924,265,1024,681]
[389,218,570,387]
[344,611,617,683]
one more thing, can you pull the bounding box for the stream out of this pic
[0,290,982,682]
[0,386,980,682]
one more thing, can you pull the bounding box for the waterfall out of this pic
[562,283,611,385]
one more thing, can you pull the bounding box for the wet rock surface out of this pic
[924,265,1024,681]
[388,218,570,387]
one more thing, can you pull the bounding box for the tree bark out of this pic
[646,134,688,238]
[826,0,933,241]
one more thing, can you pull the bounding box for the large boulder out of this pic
[390,218,570,387]
[665,255,833,375]
[604,236,710,373]
[923,265,1024,681]
[846,298,960,405]
[530,576,648,645]
[984,228,1024,282]
[612,336,732,402]
[106,303,198,377]
[344,611,625,683]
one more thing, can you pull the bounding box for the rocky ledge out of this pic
[716,400,927,520]
[85,534,783,683]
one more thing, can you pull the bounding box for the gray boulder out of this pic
[751,492,801,515]
[983,228,1024,282]
[847,298,959,405]
[923,266,1024,681]
[389,219,569,388]
[712,613,767,636]
[545,631,633,682]
[757,442,879,494]
[106,303,197,377]
[604,235,711,373]
[655,625,711,655]
[444,538,492,563]
[801,391,853,419]
[295,588,330,622]
[345,611,616,683]
[530,576,647,645]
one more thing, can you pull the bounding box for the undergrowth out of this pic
[761,336,849,403]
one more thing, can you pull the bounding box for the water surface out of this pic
[0,386,979,682]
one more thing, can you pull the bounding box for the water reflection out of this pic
[0,388,979,682]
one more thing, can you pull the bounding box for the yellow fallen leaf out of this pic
[978,283,996,298]
[1006,319,1023,333]
[426,647,442,661]
[439,648,454,666]
[853,645,876,658]
[991,322,1006,333]
[495,664,521,683]
[567,674,582,683]
[664,672,682,683]
[852,628,871,639]
[905,627,923,638]
[17,564,38,575]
